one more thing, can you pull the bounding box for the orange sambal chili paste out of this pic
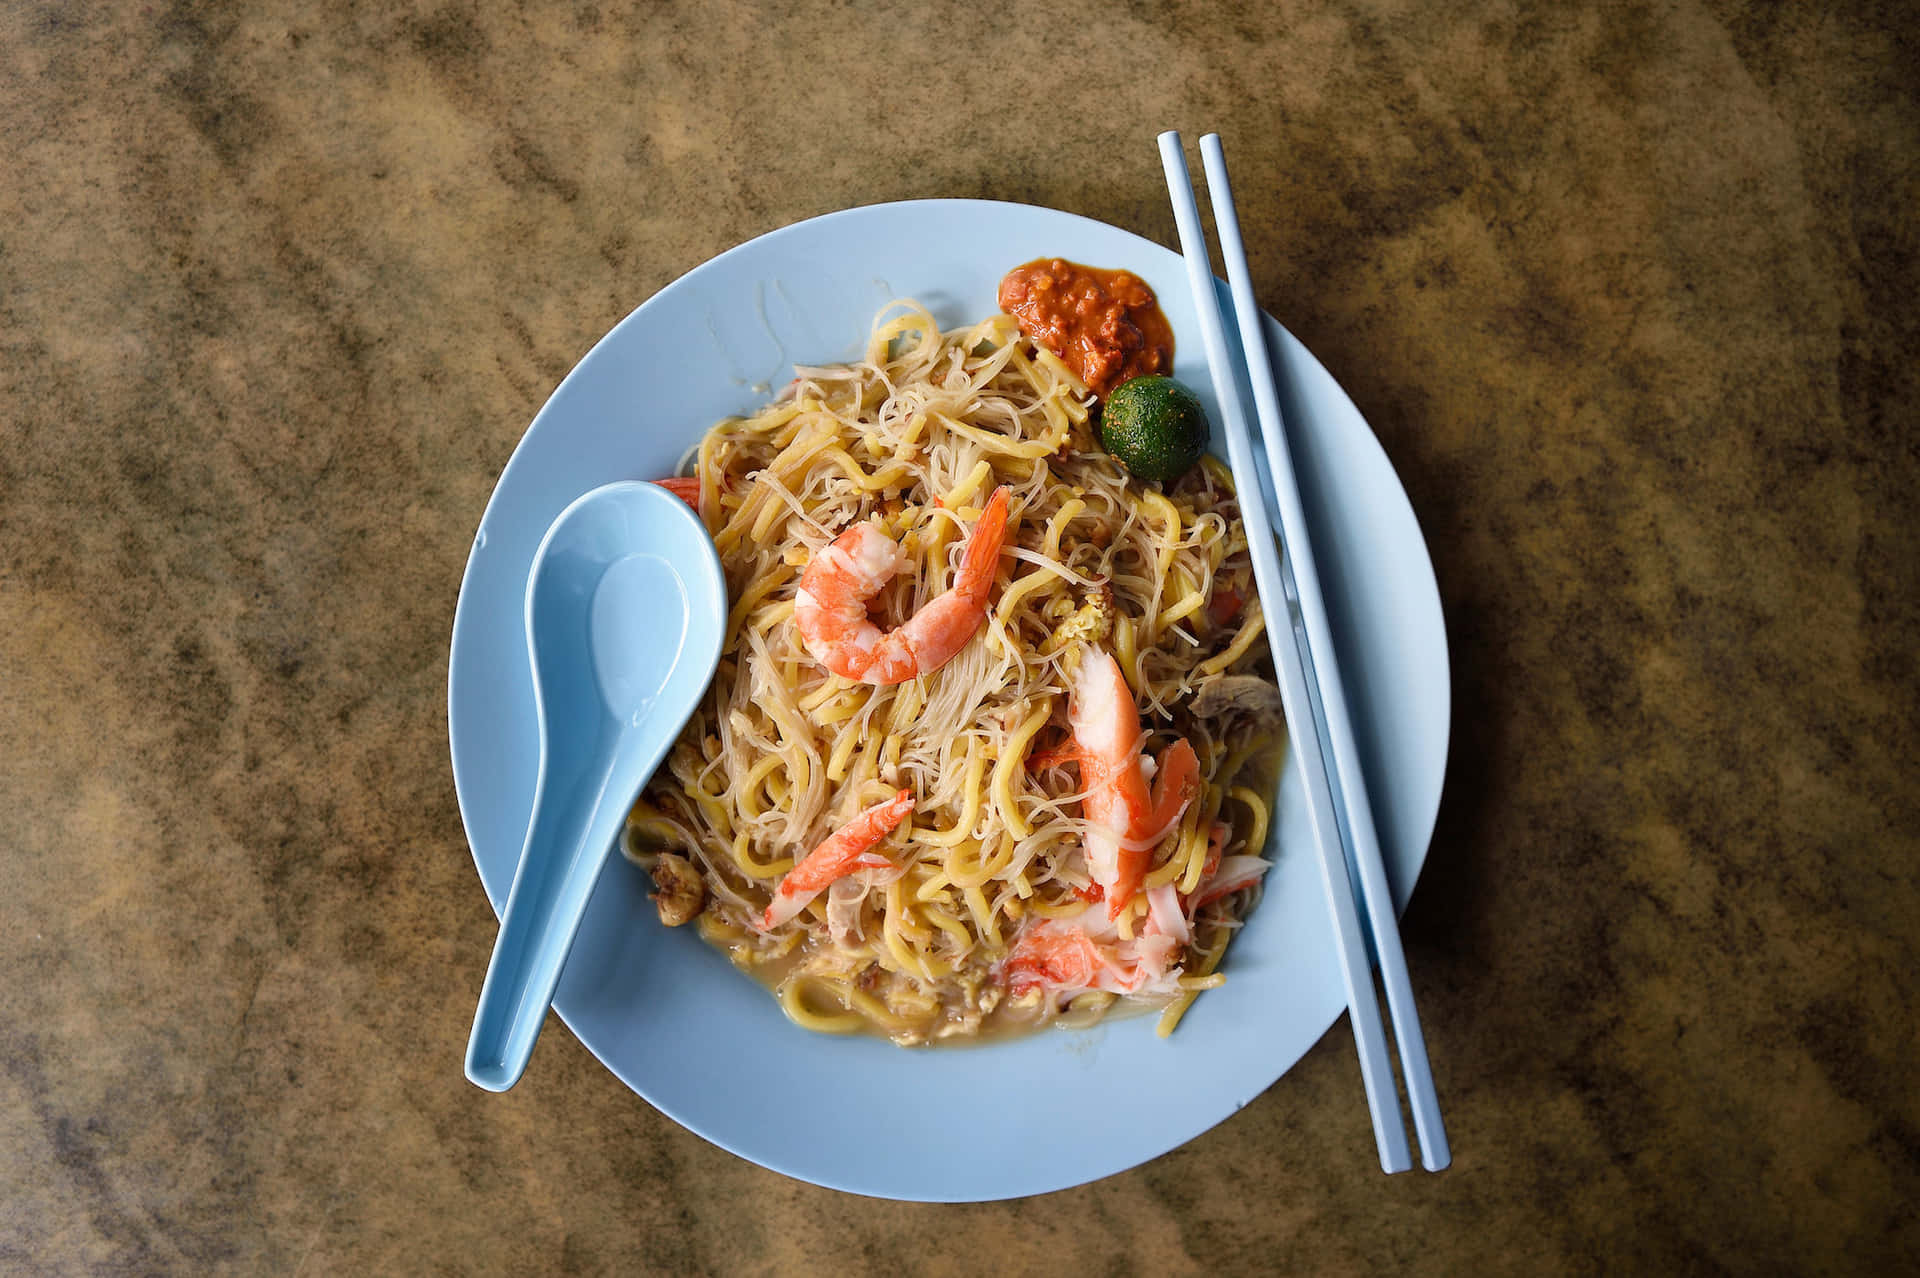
[997,259,1174,399]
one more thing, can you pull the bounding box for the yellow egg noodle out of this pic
[624,302,1284,1044]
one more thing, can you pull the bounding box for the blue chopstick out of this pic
[1158,131,1412,1174]
[1197,133,1449,1171]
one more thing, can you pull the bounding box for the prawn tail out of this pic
[1025,741,1084,772]
[956,486,1012,600]
[1148,738,1201,833]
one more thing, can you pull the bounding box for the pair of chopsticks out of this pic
[1158,131,1449,1173]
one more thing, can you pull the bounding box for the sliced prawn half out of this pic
[760,789,915,930]
[1061,650,1201,919]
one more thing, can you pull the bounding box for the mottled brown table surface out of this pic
[4,1,1916,1273]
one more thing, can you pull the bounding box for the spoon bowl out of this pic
[465,481,725,1092]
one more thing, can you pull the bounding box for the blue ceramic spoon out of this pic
[466,481,725,1092]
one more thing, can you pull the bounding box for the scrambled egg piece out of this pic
[1052,584,1114,648]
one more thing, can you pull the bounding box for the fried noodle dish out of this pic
[627,298,1285,1044]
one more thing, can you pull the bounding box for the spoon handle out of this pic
[465,760,630,1091]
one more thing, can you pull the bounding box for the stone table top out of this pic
[3,1,1915,1272]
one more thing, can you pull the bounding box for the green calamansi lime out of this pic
[1098,375,1210,485]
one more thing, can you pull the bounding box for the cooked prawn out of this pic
[999,904,1183,999]
[761,789,915,930]
[1064,650,1201,919]
[652,475,701,512]
[793,486,1011,685]
[1188,854,1270,914]
[1001,915,1138,996]
[1000,850,1269,1004]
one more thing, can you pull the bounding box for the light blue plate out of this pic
[448,199,1449,1201]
